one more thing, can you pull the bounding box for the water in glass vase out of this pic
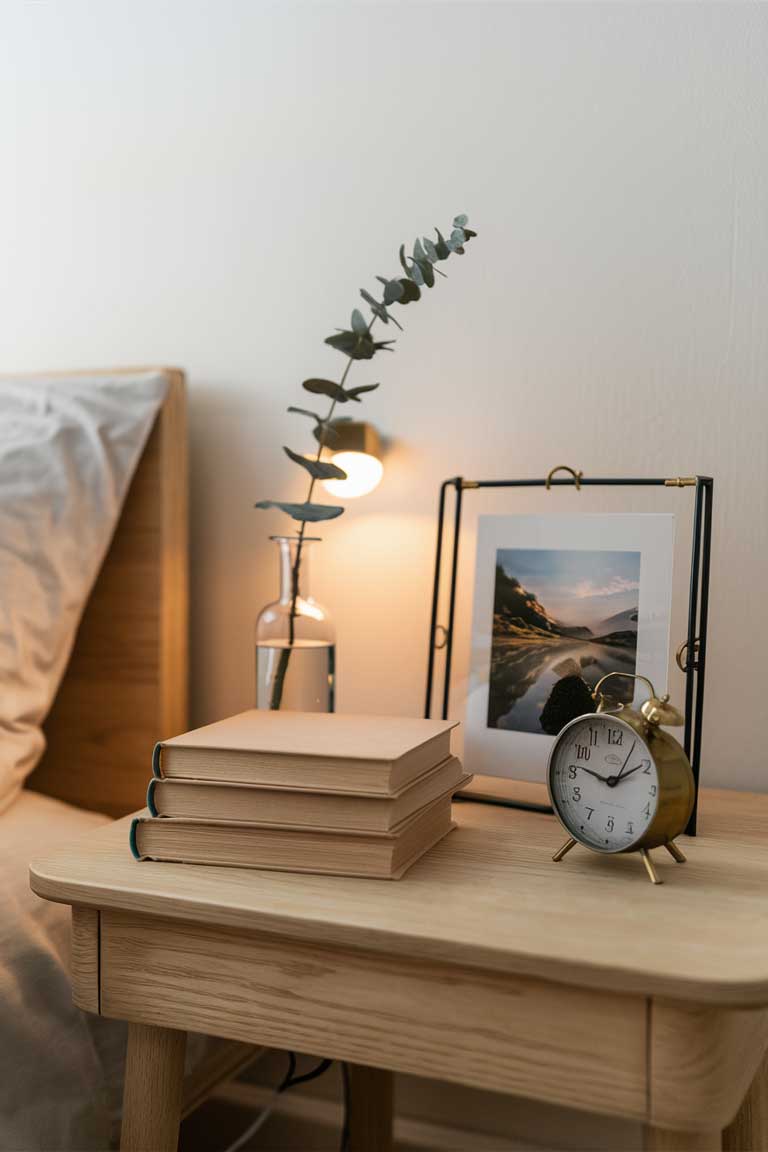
[256,640,336,712]
[254,536,336,712]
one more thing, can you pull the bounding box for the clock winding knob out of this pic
[641,693,685,728]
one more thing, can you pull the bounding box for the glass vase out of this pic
[255,535,335,712]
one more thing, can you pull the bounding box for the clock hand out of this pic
[607,764,644,783]
[615,739,637,782]
[578,766,611,783]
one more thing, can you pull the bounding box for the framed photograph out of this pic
[464,514,675,782]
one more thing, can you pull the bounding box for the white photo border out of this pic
[464,514,676,782]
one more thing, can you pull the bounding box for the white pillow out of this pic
[0,372,168,813]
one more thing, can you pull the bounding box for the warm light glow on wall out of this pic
[319,421,384,499]
[322,450,384,498]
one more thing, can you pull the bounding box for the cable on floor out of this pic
[220,1052,339,1152]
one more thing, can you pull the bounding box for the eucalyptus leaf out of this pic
[325,330,395,360]
[302,377,349,401]
[433,229,451,260]
[397,278,421,303]
[450,227,467,246]
[413,238,427,263]
[360,290,386,324]
[323,330,360,357]
[360,288,381,311]
[361,290,386,322]
[366,338,396,357]
[288,407,348,444]
[415,258,434,288]
[350,308,368,334]
[453,213,469,228]
[283,445,347,480]
[344,383,380,401]
[287,405,324,421]
[399,244,410,277]
[312,416,352,446]
[361,289,403,331]
[408,261,424,286]
[423,238,438,262]
[463,228,477,241]
[381,279,405,306]
[254,500,345,522]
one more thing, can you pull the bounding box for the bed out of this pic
[0,369,248,1151]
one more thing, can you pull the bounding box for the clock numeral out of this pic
[606,817,615,832]
[642,802,651,818]
[625,821,634,835]
[642,760,652,774]
[649,784,657,797]
[568,765,578,780]
[585,807,594,820]
[607,728,623,746]
[575,743,591,761]
[572,786,581,802]
[588,727,599,747]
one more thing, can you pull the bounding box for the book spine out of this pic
[146,777,159,817]
[128,817,144,861]
[151,742,164,778]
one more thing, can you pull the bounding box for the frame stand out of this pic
[425,469,713,835]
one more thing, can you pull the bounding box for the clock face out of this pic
[548,714,659,853]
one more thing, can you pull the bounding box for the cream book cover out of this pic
[148,756,470,832]
[131,792,455,879]
[153,711,459,795]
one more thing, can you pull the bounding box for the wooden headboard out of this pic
[27,368,189,818]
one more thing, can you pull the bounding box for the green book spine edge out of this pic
[129,817,144,861]
[151,742,163,778]
[146,777,159,817]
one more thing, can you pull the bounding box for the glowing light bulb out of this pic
[322,450,384,498]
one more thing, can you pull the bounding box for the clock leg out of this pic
[552,837,578,862]
[664,841,687,864]
[640,848,663,885]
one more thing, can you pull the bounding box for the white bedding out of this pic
[0,791,123,1151]
[0,372,168,813]
[2,792,219,1151]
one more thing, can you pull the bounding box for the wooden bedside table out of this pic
[31,789,768,1152]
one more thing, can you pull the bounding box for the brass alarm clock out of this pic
[547,672,695,884]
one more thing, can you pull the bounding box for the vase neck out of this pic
[273,535,315,604]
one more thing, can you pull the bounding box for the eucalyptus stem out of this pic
[257,213,476,711]
[268,322,376,709]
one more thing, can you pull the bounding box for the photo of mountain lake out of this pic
[487,548,641,734]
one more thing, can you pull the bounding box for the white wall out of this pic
[1,1,767,789]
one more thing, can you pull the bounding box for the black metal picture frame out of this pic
[424,470,713,836]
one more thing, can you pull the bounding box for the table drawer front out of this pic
[100,910,647,1118]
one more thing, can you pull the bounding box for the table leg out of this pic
[346,1063,393,1152]
[644,1126,721,1151]
[723,1047,768,1152]
[121,1023,187,1152]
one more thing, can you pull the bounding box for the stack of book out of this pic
[130,711,469,879]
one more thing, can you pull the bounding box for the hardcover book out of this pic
[152,710,458,795]
[130,791,455,879]
[148,755,470,832]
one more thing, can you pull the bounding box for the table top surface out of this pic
[30,786,768,1006]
